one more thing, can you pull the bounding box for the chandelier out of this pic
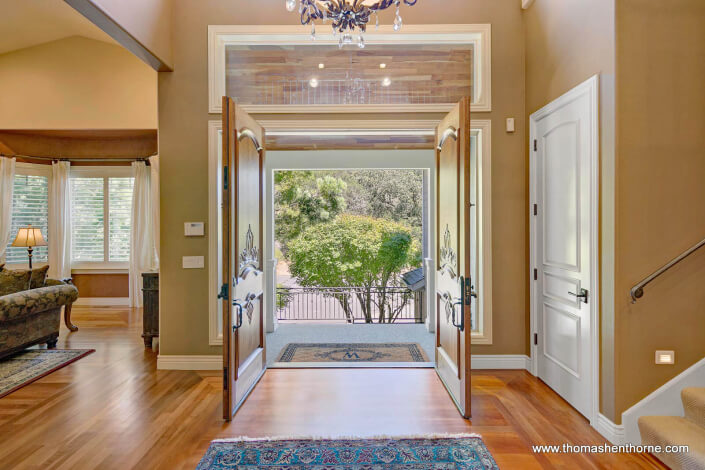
[285,0,419,48]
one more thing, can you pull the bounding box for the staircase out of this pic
[639,387,705,469]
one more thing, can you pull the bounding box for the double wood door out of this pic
[219,96,475,420]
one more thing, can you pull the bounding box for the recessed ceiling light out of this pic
[382,77,392,87]
[380,63,387,69]
[309,78,320,88]
[318,63,325,69]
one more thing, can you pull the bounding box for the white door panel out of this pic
[532,77,597,420]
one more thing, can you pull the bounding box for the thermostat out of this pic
[185,222,205,237]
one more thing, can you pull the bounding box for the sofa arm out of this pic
[0,284,79,323]
[44,278,71,288]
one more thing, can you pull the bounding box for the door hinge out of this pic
[533,139,538,151]
[533,204,538,216]
[534,333,538,345]
[223,367,228,390]
[217,283,228,300]
[223,165,229,190]
[533,268,538,280]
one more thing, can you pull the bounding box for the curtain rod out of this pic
[0,153,156,163]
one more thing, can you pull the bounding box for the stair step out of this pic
[639,415,705,470]
[683,388,705,429]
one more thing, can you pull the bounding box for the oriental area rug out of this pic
[197,435,499,470]
[0,349,94,398]
[277,342,429,363]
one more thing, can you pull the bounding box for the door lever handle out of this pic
[232,301,244,330]
[568,288,589,304]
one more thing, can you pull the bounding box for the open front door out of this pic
[435,98,474,418]
[221,97,266,420]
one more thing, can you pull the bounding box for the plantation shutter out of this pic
[6,174,49,264]
[70,177,105,262]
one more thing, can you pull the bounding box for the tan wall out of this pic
[0,36,157,130]
[86,0,173,69]
[614,0,705,420]
[159,0,527,357]
[524,0,618,420]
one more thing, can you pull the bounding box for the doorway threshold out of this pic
[269,361,435,369]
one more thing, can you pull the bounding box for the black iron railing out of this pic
[276,286,424,324]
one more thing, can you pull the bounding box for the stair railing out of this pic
[630,237,705,302]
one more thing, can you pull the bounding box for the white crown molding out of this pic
[208,24,491,114]
[157,355,223,370]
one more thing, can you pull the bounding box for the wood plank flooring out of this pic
[0,307,664,469]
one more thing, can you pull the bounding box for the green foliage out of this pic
[288,215,420,323]
[274,171,347,249]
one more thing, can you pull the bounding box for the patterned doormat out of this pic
[197,435,499,469]
[277,343,429,363]
[0,349,94,399]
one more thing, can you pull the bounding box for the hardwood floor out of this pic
[0,307,664,470]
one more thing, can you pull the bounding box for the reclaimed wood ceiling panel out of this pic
[226,44,473,106]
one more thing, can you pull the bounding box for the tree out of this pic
[274,171,347,251]
[287,215,420,323]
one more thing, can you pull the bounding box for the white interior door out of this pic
[531,76,598,420]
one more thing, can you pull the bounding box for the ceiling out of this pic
[0,0,116,55]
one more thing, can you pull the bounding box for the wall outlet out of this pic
[655,350,675,365]
[182,256,205,269]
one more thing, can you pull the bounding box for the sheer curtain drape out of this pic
[129,161,157,307]
[149,155,160,264]
[48,161,72,279]
[0,157,15,264]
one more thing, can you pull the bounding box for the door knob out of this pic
[568,288,589,304]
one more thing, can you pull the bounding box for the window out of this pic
[6,164,51,266]
[70,168,134,267]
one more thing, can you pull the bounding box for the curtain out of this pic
[48,161,72,279]
[0,157,15,264]
[129,161,156,307]
[149,155,160,265]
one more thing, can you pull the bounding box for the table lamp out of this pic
[11,225,47,269]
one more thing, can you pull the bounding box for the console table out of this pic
[141,272,159,349]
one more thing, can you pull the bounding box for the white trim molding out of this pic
[471,355,531,370]
[208,24,491,114]
[157,355,223,370]
[208,119,493,346]
[529,75,601,428]
[594,414,625,445]
[74,297,130,307]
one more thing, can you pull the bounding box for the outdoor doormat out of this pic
[0,349,95,399]
[197,435,499,469]
[277,343,429,363]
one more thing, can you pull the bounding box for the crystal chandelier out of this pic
[285,0,418,48]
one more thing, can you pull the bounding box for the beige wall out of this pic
[86,0,173,69]
[0,36,157,129]
[158,0,527,357]
[524,0,618,420]
[614,0,705,420]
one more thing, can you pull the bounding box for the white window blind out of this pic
[70,173,134,266]
[6,174,49,265]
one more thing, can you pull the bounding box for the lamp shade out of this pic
[11,225,48,248]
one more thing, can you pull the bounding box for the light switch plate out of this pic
[182,256,205,269]
[184,222,205,237]
[506,118,515,133]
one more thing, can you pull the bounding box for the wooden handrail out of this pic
[630,237,705,303]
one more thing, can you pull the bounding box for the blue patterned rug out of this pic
[197,435,499,469]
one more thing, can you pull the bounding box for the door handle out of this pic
[568,288,589,304]
[451,300,465,332]
[232,301,244,330]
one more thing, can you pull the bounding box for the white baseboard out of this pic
[157,355,223,370]
[594,413,625,445]
[471,354,531,370]
[74,297,130,306]
[622,356,705,445]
